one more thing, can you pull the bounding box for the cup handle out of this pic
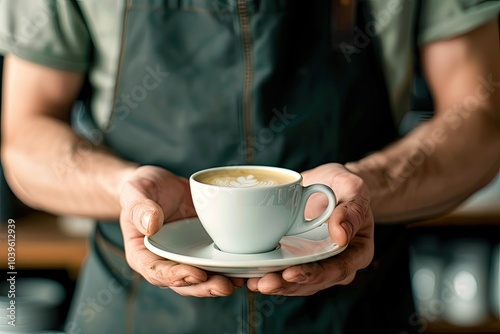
[285,184,336,236]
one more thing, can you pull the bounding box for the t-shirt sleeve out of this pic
[0,0,91,72]
[418,0,500,45]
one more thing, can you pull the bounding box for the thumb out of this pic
[128,199,165,236]
[120,178,166,236]
[328,200,366,247]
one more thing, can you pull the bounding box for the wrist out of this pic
[345,155,385,190]
[116,163,140,199]
[345,154,392,216]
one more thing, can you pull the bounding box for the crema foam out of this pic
[195,168,297,188]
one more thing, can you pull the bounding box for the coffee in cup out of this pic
[194,168,296,188]
[190,165,336,254]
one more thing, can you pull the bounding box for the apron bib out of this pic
[104,0,397,176]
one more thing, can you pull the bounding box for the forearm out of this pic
[1,55,137,219]
[346,105,500,223]
[2,116,137,219]
[348,19,500,223]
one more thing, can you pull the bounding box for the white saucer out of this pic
[144,218,347,277]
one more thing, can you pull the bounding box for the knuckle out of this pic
[334,258,352,282]
[304,263,326,283]
[141,258,174,285]
[349,173,365,190]
[129,177,159,199]
[143,258,161,277]
[339,171,364,190]
[337,272,357,286]
[128,201,144,226]
[349,200,366,218]
[345,173,371,201]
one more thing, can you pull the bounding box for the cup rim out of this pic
[190,165,302,189]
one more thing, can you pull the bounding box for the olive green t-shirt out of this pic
[0,0,499,127]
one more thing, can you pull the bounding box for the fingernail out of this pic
[288,274,306,283]
[209,290,226,297]
[270,287,285,294]
[142,210,155,232]
[185,276,203,284]
[340,221,353,240]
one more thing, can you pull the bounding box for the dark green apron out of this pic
[67,1,416,333]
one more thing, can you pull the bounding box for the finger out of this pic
[120,168,197,235]
[171,275,241,297]
[229,277,246,288]
[328,202,358,247]
[120,210,208,287]
[247,273,320,296]
[247,273,289,294]
[327,175,370,247]
[154,177,197,222]
[281,250,364,287]
[301,165,370,247]
[120,178,166,236]
[282,213,374,286]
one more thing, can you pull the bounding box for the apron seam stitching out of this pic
[106,0,132,132]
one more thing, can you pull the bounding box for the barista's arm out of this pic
[1,55,136,218]
[346,19,500,223]
[2,55,242,295]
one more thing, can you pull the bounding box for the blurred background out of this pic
[0,49,499,333]
[402,55,500,333]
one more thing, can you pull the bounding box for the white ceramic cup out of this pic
[190,165,336,254]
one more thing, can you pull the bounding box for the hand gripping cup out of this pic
[190,166,336,254]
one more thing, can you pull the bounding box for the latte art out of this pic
[215,175,277,188]
[195,168,297,187]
